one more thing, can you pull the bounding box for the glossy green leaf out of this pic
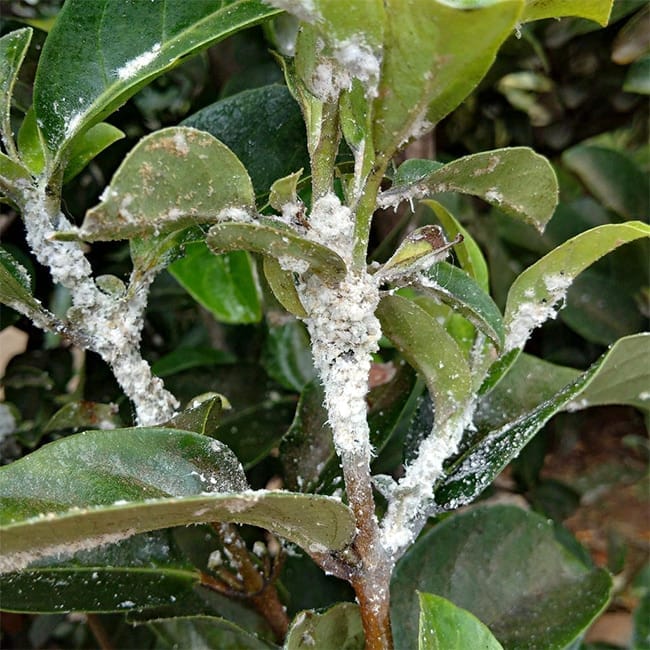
[62,122,125,183]
[0,245,50,325]
[285,603,364,650]
[562,145,649,219]
[381,148,558,232]
[380,225,457,279]
[418,592,504,650]
[564,333,650,414]
[392,505,612,650]
[436,334,648,511]
[0,27,32,157]
[262,319,315,392]
[80,127,254,241]
[213,396,297,469]
[151,616,276,650]
[393,160,443,187]
[504,222,650,353]
[130,226,204,280]
[416,262,505,351]
[422,200,489,292]
[183,85,309,197]
[0,151,32,204]
[163,393,229,436]
[169,244,262,324]
[263,256,307,318]
[561,264,647,345]
[521,0,613,25]
[152,348,235,378]
[0,428,356,572]
[207,220,347,283]
[475,353,580,431]
[0,530,203,614]
[269,169,303,212]
[624,55,650,95]
[281,380,334,493]
[377,294,472,435]
[33,0,280,163]
[43,401,122,433]
[373,0,522,159]
[16,107,46,176]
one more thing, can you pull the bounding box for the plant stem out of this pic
[352,163,387,271]
[343,451,394,650]
[309,101,341,203]
[213,523,289,643]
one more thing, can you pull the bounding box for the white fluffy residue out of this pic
[332,38,381,98]
[21,187,178,425]
[263,0,320,23]
[115,43,161,81]
[505,272,573,352]
[380,401,475,559]
[0,529,136,574]
[484,188,503,204]
[304,34,381,101]
[298,270,381,457]
[306,193,354,260]
[218,206,254,223]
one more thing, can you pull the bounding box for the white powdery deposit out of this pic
[21,186,178,425]
[505,272,574,352]
[298,271,381,457]
[115,43,161,81]
[380,401,475,560]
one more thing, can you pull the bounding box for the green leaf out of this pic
[373,0,523,159]
[163,393,229,436]
[169,244,262,324]
[285,603,364,650]
[62,122,125,183]
[43,401,122,433]
[521,0,613,25]
[562,145,649,219]
[0,530,202,614]
[415,262,505,351]
[151,616,276,650]
[377,294,472,435]
[0,27,32,157]
[503,221,650,353]
[393,160,444,187]
[152,348,235,378]
[80,127,254,242]
[381,148,558,232]
[17,107,47,176]
[33,0,280,164]
[0,245,47,322]
[417,592,504,650]
[0,428,356,572]
[213,397,297,469]
[0,151,32,204]
[262,319,315,392]
[564,333,650,414]
[475,353,580,431]
[436,334,649,511]
[269,169,303,212]
[263,256,307,318]
[183,85,309,198]
[624,55,650,95]
[422,200,489,292]
[391,505,612,650]
[207,220,347,284]
[380,225,458,278]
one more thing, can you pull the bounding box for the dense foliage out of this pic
[0,1,648,648]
